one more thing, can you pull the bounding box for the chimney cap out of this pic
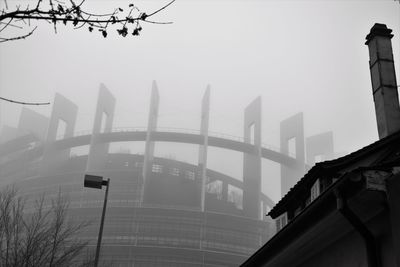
[365,23,393,45]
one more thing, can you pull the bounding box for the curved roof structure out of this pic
[0,83,338,266]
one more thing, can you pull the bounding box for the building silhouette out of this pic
[1,81,334,265]
[242,23,400,267]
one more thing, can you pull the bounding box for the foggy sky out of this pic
[0,0,399,202]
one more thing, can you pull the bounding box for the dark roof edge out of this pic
[241,170,353,266]
[241,160,400,267]
[241,160,400,266]
[269,131,400,218]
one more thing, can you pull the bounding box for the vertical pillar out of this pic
[242,96,262,219]
[365,23,400,139]
[306,131,334,169]
[199,85,210,212]
[141,81,159,205]
[18,107,49,141]
[42,93,78,174]
[280,113,305,197]
[86,83,116,173]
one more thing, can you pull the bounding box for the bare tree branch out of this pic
[0,0,174,41]
[0,96,50,105]
[0,26,37,42]
[147,0,175,17]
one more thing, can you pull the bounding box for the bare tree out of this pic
[0,0,174,42]
[0,186,93,266]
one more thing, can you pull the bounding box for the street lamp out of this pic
[84,174,110,267]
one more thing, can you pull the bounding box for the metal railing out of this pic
[54,127,296,158]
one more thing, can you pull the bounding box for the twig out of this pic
[147,0,175,17]
[0,18,13,32]
[142,19,173,25]
[0,95,50,105]
[0,21,22,29]
[0,26,37,42]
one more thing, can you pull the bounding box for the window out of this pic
[310,179,320,202]
[206,180,223,200]
[152,164,163,173]
[69,145,89,158]
[227,185,243,210]
[185,170,195,180]
[169,168,179,176]
[275,212,288,232]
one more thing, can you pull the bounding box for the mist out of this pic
[1,0,399,203]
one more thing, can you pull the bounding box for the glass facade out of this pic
[1,151,273,266]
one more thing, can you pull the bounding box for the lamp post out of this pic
[84,174,110,267]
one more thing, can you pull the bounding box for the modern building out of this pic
[0,70,334,266]
[242,23,400,267]
[1,102,274,266]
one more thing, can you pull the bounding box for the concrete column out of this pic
[86,83,116,173]
[198,85,210,212]
[365,23,400,139]
[242,96,262,219]
[142,81,159,204]
[42,93,78,174]
[280,112,305,197]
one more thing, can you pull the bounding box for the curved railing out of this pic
[54,126,295,158]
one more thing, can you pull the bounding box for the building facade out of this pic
[0,85,280,266]
[0,64,337,265]
[8,153,273,266]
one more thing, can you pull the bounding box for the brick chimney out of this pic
[365,23,400,139]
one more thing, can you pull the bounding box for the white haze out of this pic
[0,0,399,202]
